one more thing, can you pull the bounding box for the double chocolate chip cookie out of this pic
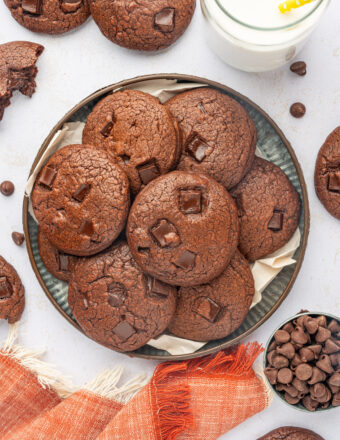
[90,0,196,51]
[0,41,44,121]
[168,250,254,341]
[230,157,301,262]
[127,171,239,287]
[257,427,324,440]
[4,0,90,35]
[32,144,130,256]
[314,126,340,220]
[166,87,257,189]
[68,241,177,352]
[0,256,25,324]
[82,89,180,194]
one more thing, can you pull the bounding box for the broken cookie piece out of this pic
[0,256,25,324]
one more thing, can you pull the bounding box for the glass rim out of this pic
[214,0,327,31]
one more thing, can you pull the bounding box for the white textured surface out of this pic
[0,2,339,438]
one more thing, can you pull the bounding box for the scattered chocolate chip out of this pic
[193,297,221,323]
[154,8,175,33]
[328,172,340,193]
[11,232,25,247]
[0,180,15,196]
[290,102,306,118]
[38,166,57,190]
[268,210,283,231]
[137,160,160,185]
[60,0,83,13]
[179,189,202,215]
[290,61,307,76]
[174,250,196,270]
[79,219,94,236]
[72,184,91,202]
[186,133,210,163]
[113,321,135,340]
[0,277,13,299]
[151,219,180,248]
[22,0,43,14]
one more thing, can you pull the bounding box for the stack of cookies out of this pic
[32,87,301,352]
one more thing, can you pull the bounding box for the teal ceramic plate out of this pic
[23,74,310,360]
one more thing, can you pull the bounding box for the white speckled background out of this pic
[0,2,339,438]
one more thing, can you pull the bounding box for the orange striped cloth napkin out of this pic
[0,325,271,440]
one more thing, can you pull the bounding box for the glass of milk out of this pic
[201,0,331,72]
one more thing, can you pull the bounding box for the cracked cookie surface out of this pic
[168,250,254,341]
[166,87,257,189]
[314,126,340,220]
[0,256,25,324]
[0,41,43,121]
[32,144,130,256]
[68,241,177,352]
[89,0,196,51]
[127,171,239,287]
[230,157,301,262]
[82,89,180,194]
[4,0,90,35]
[257,426,324,440]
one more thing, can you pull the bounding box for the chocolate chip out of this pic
[268,210,283,231]
[22,0,43,14]
[290,61,307,76]
[274,329,290,344]
[283,384,299,397]
[328,172,340,193]
[267,350,277,366]
[0,277,13,299]
[179,189,202,215]
[328,319,340,334]
[174,250,196,270]
[282,322,294,333]
[299,347,315,363]
[302,395,319,411]
[193,297,221,323]
[292,378,309,393]
[329,372,340,387]
[311,383,327,399]
[291,353,303,368]
[38,166,57,190]
[272,355,289,369]
[60,0,82,13]
[100,115,114,137]
[308,344,322,359]
[284,392,300,405]
[323,338,340,354]
[137,160,160,185]
[11,232,25,247]
[107,282,126,307]
[0,180,15,196]
[57,253,69,272]
[113,321,135,340]
[72,184,91,202]
[186,133,210,163]
[278,368,293,384]
[291,326,309,344]
[290,102,306,118]
[316,315,327,327]
[264,367,278,385]
[330,353,340,367]
[148,278,171,298]
[308,367,326,385]
[316,386,332,404]
[151,219,180,248]
[295,363,313,381]
[79,219,94,236]
[315,326,331,343]
[268,340,278,352]
[333,392,340,406]
[277,343,295,360]
[316,354,334,374]
[154,8,175,33]
[304,317,319,335]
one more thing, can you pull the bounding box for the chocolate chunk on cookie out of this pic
[257,426,324,440]
[0,41,43,121]
[89,0,196,51]
[168,250,254,341]
[314,127,340,220]
[127,171,239,286]
[68,241,177,352]
[82,90,180,194]
[0,256,25,324]
[38,228,76,281]
[32,144,130,256]
[166,87,257,189]
[230,157,301,262]
[4,0,90,35]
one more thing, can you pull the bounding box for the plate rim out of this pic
[22,73,310,361]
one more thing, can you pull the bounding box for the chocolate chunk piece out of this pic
[11,232,25,246]
[154,8,175,33]
[148,278,171,298]
[192,297,221,323]
[179,189,202,214]
[186,133,210,163]
[137,160,160,185]
[174,250,196,270]
[0,277,12,299]
[107,282,126,307]
[268,210,283,231]
[100,115,114,137]
[79,219,94,236]
[290,102,306,118]
[57,253,69,272]
[22,0,42,14]
[72,184,91,202]
[113,321,135,340]
[0,180,15,196]
[328,172,340,193]
[151,219,180,248]
[290,61,307,76]
[61,0,83,13]
[38,166,57,189]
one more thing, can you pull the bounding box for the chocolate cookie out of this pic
[230,157,301,262]
[4,0,90,35]
[32,144,130,256]
[166,87,257,189]
[168,250,254,341]
[314,126,340,220]
[68,241,177,352]
[89,0,196,51]
[82,90,180,194]
[126,171,239,286]
[38,229,76,281]
[0,41,44,121]
[0,256,25,324]
[257,427,324,440]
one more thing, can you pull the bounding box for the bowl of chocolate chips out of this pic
[264,311,340,412]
